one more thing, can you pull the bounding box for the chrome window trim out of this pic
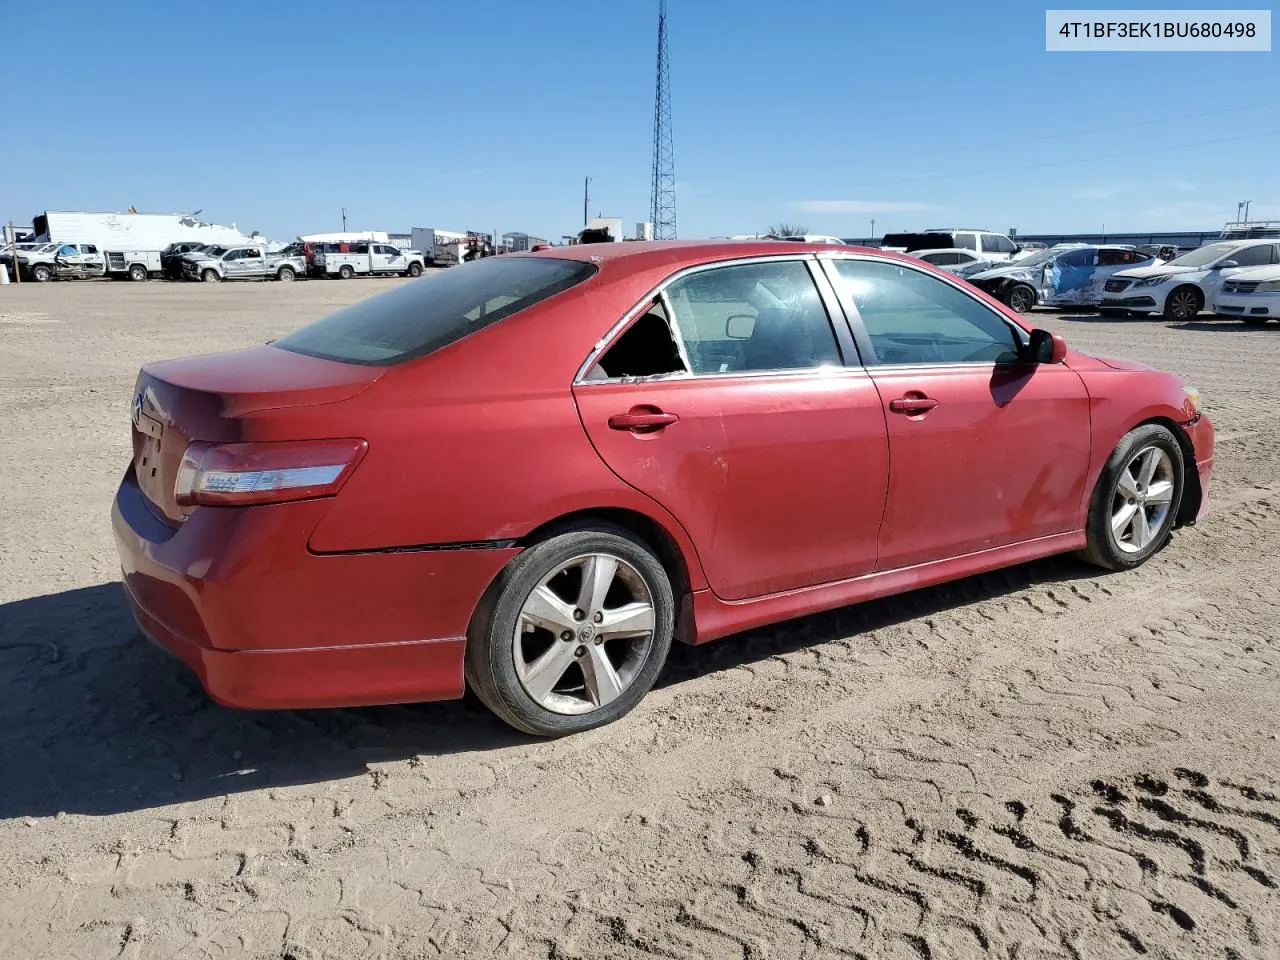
[816,251,1032,367]
[573,253,849,386]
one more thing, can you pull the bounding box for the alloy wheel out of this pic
[1168,289,1199,320]
[513,553,656,715]
[1110,445,1176,553]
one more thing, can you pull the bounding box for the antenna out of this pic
[649,0,676,240]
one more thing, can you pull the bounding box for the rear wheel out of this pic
[465,525,674,737]
[1005,284,1036,313]
[1080,424,1184,571]
[128,263,148,282]
[338,264,354,280]
[1163,285,1202,321]
[276,266,295,282]
[202,268,221,283]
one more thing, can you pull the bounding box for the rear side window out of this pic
[953,234,977,250]
[276,256,597,365]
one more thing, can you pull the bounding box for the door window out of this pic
[981,234,1011,253]
[224,250,243,261]
[244,248,262,259]
[82,244,98,254]
[952,234,977,250]
[832,259,1021,366]
[58,245,77,256]
[1228,244,1276,267]
[663,260,842,375]
[923,252,959,265]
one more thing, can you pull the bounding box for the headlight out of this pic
[1134,275,1172,288]
[1255,280,1280,292]
[1184,385,1203,413]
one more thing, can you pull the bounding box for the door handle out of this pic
[608,408,679,432]
[889,395,939,414]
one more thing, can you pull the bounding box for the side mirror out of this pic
[1217,260,1239,269]
[1028,328,1067,364]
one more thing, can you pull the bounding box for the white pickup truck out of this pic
[312,242,426,279]
[8,241,161,281]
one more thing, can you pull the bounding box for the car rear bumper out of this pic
[111,467,518,709]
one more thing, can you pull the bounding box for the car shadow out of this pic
[1,554,1105,819]
[1168,319,1270,332]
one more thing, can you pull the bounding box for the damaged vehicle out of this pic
[966,245,1161,313]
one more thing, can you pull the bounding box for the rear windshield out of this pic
[275,256,597,365]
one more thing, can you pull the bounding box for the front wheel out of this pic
[1080,424,1185,571]
[1163,285,1202,321]
[1005,284,1036,314]
[202,269,221,283]
[31,264,53,282]
[465,525,675,736]
[406,261,423,278]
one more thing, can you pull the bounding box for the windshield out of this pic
[276,256,597,365]
[1165,242,1238,268]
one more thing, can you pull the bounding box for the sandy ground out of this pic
[0,277,1278,960]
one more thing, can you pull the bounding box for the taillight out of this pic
[174,439,367,507]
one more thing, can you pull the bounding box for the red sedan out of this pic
[112,241,1214,736]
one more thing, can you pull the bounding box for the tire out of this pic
[276,266,295,282]
[465,524,675,737]
[406,261,423,278]
[31,264,53,282]
[338,264,354,280]
[128,263,148,282]
[1080,424,1185,572]
[202,269,221,283]
[1163,285,1202,321]
[1005,284,1036,314]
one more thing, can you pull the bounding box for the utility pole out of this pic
[583,177,591,228]
[341,207,348,232]
[1244,200,1252,224]
[870,218,875,239]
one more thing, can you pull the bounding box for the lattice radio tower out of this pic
[649,0,676,240]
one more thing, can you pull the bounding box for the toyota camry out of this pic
[113,241,1214,736]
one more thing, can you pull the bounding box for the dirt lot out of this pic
[1,278,1277,959]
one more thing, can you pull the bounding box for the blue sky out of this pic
[2,1,1276,241]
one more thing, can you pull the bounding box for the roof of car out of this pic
[526,239,878,267]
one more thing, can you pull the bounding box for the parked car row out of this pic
[1099,238,1280,322]
[3,239,430,283]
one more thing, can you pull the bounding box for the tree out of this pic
[766,224,808,237]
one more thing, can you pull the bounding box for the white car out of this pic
[1211,265,1280,324]
[910,248,993,274]
[1100,239,1280,320]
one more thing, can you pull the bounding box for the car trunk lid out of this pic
[131,344,383,524]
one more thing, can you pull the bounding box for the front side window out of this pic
[981,235,1003,252]
[1227,244,1276,267]
[833,259,1021,366]
[664,260,842,375]
[82,244,98,254]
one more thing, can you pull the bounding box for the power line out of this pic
[1025,100,1280,143]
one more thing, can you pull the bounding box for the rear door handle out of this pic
[889,395,939,414]
[608,409,679,431]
